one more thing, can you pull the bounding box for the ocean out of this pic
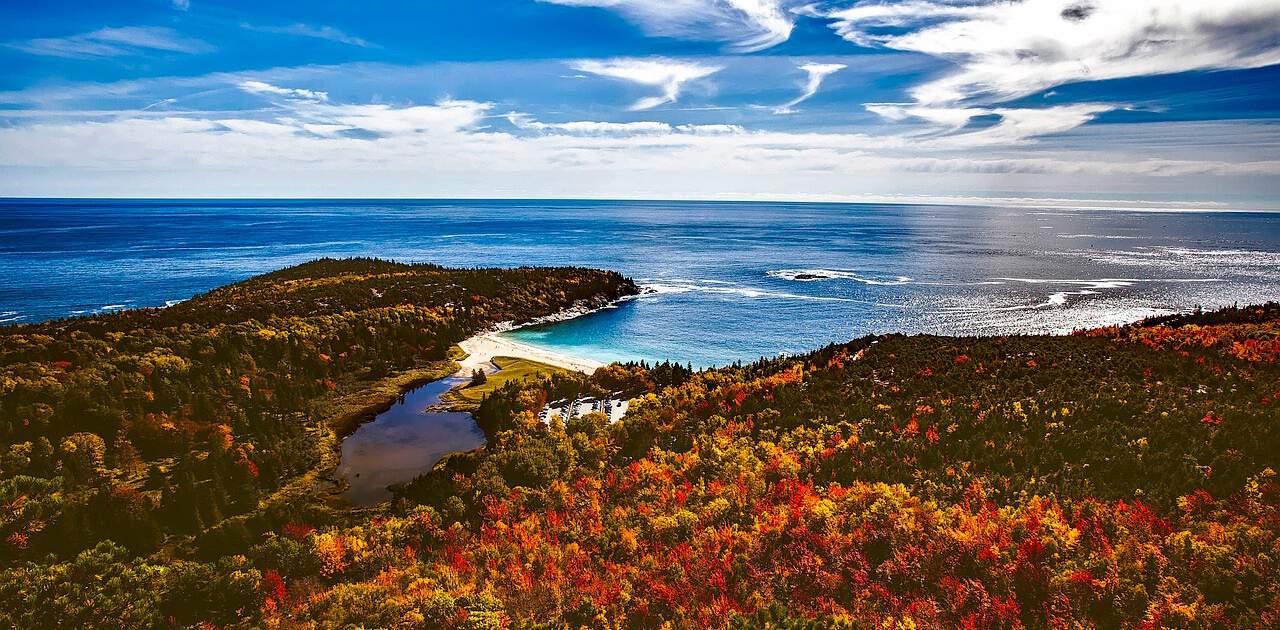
[2,198,1277,368]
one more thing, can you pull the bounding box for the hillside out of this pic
[0,259,637,565]
[357,304,1280,628]
[3,294,1278,628]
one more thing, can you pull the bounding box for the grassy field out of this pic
[443,355,571,409]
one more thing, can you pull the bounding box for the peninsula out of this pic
[1,261,1277,629]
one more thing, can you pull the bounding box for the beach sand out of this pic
[457,332,603,375]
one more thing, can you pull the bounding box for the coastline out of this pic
[330,293,630,503]
[454,295,636,375]
[457,333,603,374]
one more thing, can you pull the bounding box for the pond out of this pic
[336,375,486,505]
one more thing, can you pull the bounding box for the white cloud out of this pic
[541,0,801,52]
[3,108,1278,204]
[864,103,981,129]
[507,114,745,136]
[570,58,722,110]
[316,100,491,136]
[824,0,1280,105]
[172,0,190,10]
[0,60,1276,204]
[836,0,1280,144]
[866,102,1116,144]
[5,95,1274,184]
[239,81,329,102]
[954,104,1116,146]
[241,23,375,48]
[508,115,674,135]
[236,83,490,137]
[774,62,845,113]
[10,26,213,59]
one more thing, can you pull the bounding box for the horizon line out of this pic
[2,194,1277,214]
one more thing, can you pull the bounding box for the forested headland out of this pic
[2,265,1278,628]
[0,258,636,615]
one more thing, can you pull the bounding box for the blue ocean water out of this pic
[2,198,1278,368]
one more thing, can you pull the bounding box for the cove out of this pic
[336,375,486,505]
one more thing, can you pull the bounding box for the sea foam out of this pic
[767,269,912,285]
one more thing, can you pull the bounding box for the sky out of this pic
[1,0,1279,208]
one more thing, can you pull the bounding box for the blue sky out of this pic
[1,0,1278,208]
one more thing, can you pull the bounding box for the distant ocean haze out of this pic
[1,198,1277,368]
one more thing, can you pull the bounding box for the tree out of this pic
[59,433,107,489]
[108,433,143,480]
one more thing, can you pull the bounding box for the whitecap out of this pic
[767,269,912,285]
[639,279,901,306]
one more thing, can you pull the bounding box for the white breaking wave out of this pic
[767,269,913,285]
[996,278,1137,290]
[1057,233,1139,239]
[639,279,896,305]
[939,277,1226,313]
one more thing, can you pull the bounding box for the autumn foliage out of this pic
[2,287,1279,628]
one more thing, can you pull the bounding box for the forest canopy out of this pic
[1,263,1277,629]
[0,258,636,563]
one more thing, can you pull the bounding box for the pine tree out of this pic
[109,433,144,480]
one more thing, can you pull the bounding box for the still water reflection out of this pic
[336,376,485,505]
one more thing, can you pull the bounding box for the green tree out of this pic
[58,433,107,489]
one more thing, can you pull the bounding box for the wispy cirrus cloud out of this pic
[833,0,1280,145]
[4,98,1275,192]
[543,0,1280,147]
[9,26,212,59]
[506,113,744,136]
[823,0,1280,106]
[864,102,1118,144]
[235,80,489,137]
[240,22,376,48]
[239,80,330,102]
[541,0,801,52]
[571,58,722,110]
[774,62,845,114]
[942,103,1117,146]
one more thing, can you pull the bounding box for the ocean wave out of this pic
[0,310,22,323]
[1056,233,1138,240]
[1080,247,1280,270]
[917,280,1008,286]
[767,269,913,285]
[164,299,185,307]
[639,280,901,305]
[938,277,1225,314]
[996,278,1136,291]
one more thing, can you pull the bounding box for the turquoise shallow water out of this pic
[2,199,1278,368]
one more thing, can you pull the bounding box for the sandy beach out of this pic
[456,332,604,375]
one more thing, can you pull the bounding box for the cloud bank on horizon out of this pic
[0,0,1278,207]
